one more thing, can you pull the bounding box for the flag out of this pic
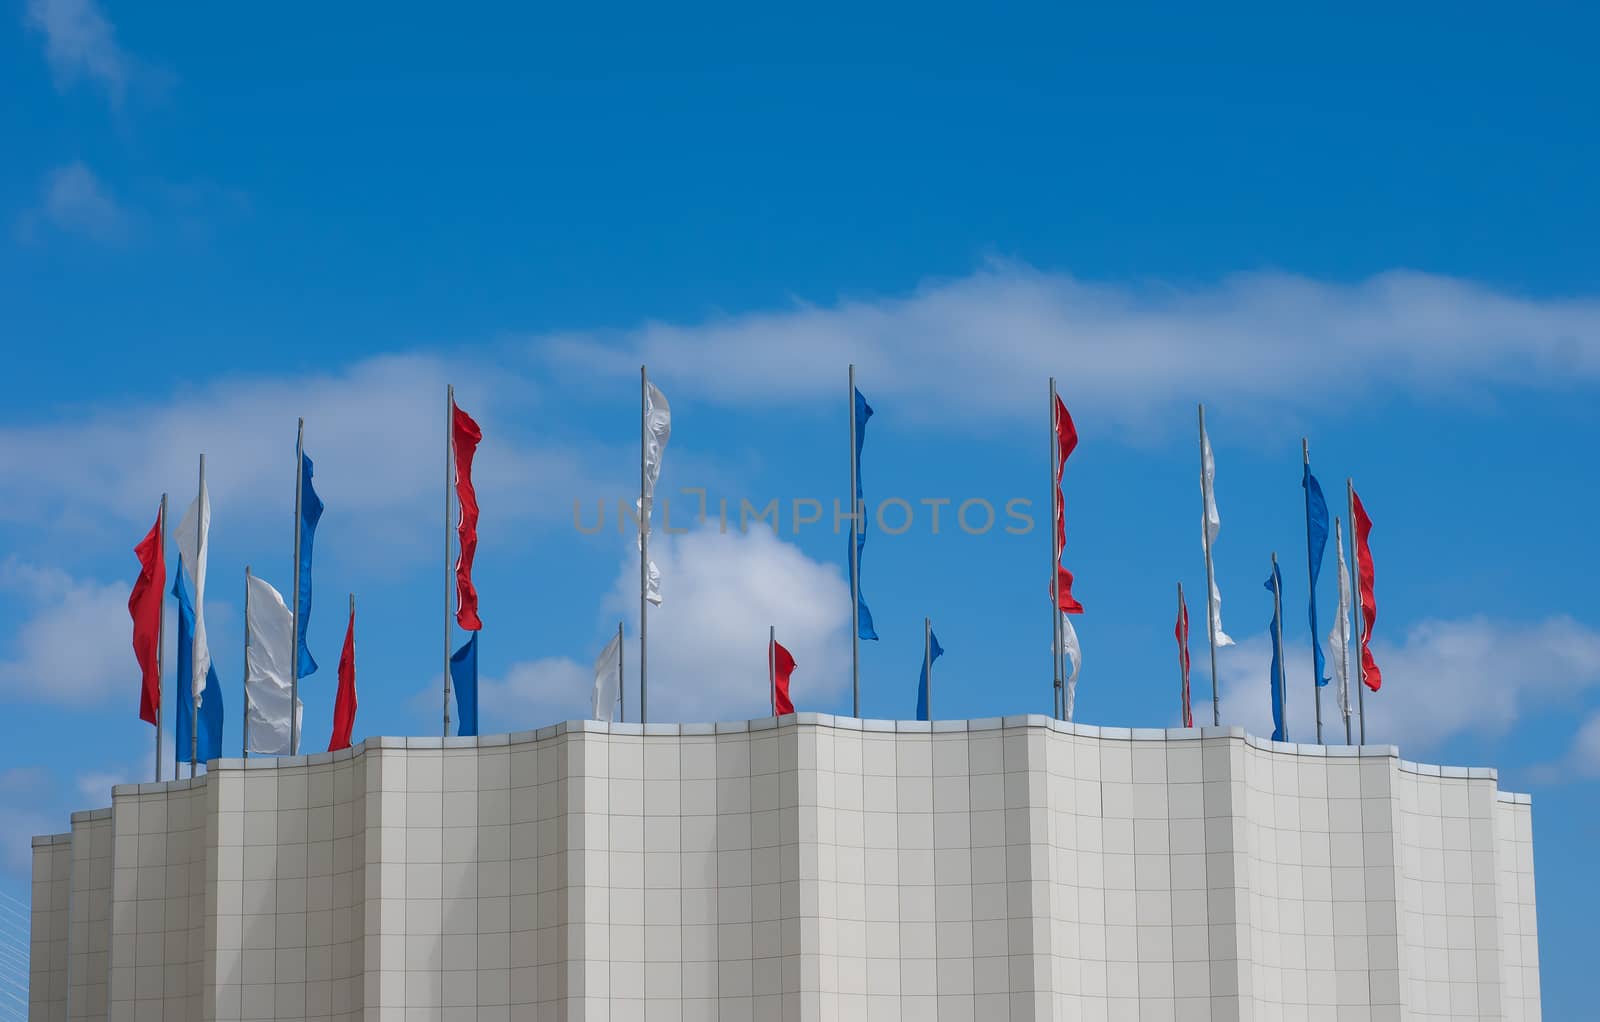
[592,631,622,722]
[1303,463,1330,687]
[1176,593,1192,728]
[1265,561,1286,742]
[453,401,484,629]
[451,634,479,737]
[245,575,303,755]
[1059,614,1082,720]
[1053,395,1084,613]
[915,629,945,722]
[638,382,672,606]
[172,560,224,765]
[1329,518,1353,728]
[328,600,357,751]
[174,484,211,707]
[850,387,878,639]
[772,639,796,716]
[1352,489,1383,692]
[1200,420,1234,646]
[296,450,324,676]
[130,509,164,726]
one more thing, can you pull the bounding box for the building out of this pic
[29,714,1540,1020]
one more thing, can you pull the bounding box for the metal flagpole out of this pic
[193,453,206,776]
[291,422,303,757]
[1050,378,1063,720]
[1348,478,1366,744]
[1302,439,1324,744]
[924,617,932,722]
[640,366,650,724]
[1271,551,1288,742]
[769,625,777,718]
[1177,581,1186,725]
[156,493,167,782]
[444,388,454,740]
[617,622,625,723]
[243,566,252,758]
[848,364,860,717]
[1335,518,1353,745]
[1198,405,1222,727]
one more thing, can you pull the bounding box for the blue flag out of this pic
[451,633,479,737]
[916,629,945,722]
[297,450,324,678]
[1302,464,1329,688]
[173,558,224,765]
[850,387,878,641]
[1264,562,1285,742]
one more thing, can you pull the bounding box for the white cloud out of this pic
[1216,614,1600,754]
[0,560,138,704]
[545,263,1600,427]
[24,0,130,103]
[21,160,128,242]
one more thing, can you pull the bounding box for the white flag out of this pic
[1200,422,1235,647]
[592,631,623,722]
[245,575,304,755]
[638,381,672,605]
[1329,518,1353,725]
[174,483,211,705]
[1056,613,1083,722]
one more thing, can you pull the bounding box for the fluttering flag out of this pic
[850,387,878,640]
[172,561,224,766]
[451,634,479,737]
[1302,463,1330,688]
[245,575,303,755]
[1059,614,1082,720]
[1175,592,1192,728]
[453,401,484,629]
[1199,420,1234,646]
[328,599,357,752]
[1352,489,1383,692]
[1329,518,1353,729]
[1264,561,1286,742]
[771,639,796,716]
[1053,395,1084,614]
[915,629,945,722]
[637,382,672,606]
[130,508,164,726]
[296,450,324,676]
[592,631,623,722]
[174,483,211,709]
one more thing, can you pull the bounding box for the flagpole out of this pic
[769,625,777,717]
[1198,404,1222,727]
[1302,439,1324,744]
[639,366,650,724]
[1347,478,1366,744]
[1050,378,1063,720]
[156,493,166,783]
[848,364,860,718]
[444,388,454,740]
[1272,551,1288,742]
[243,566,252,758]
[617,621,625,723]
[923,617,932,721]
[290,421,305,755]
[192,453,206,776]
[1177,581,1186,725]
[1335,518,1353,745]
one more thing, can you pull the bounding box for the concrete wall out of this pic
[29,715,1541,1021]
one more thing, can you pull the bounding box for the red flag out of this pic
[771,639,796,715]
[452,400,483,630]
[1053,395,1084,613]
[130,507,164,726]
[1351,489,1382,692]
[328,600,358,751]
[1175,592,1192,727]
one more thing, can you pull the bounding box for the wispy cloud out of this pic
[545,263,1600,428]
[24,0,130,104]
[19,160,129,243]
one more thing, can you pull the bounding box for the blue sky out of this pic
[4,0,1600,1013]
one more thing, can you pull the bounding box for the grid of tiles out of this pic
[28,716,1542,1021]
[67,810,113,1022]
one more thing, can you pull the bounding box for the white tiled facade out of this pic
[29,716,1540,1021]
